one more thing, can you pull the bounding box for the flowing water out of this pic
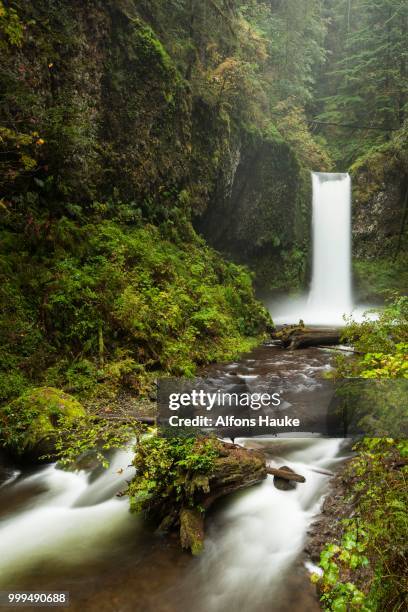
[0,346,347,612]
[308,173,352,316]
[0,170,357,609]
[268,172,374,326]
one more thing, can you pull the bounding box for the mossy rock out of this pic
[0,387,85,462]
[180,508,205,556]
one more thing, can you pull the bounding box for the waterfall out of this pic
[308,172,352,316]
[269,170,366,326]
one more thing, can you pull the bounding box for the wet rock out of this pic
[273,465,298,490]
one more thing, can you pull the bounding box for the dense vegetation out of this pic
[336,295,408,379]
[0,0,406,414]
[0,218,270,407]
[1,0,283,413]
[0,1,407,607]
[313,300,408,610]
[314,438,407,611]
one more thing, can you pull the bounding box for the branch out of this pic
[308,120,399,131]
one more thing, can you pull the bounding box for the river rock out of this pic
[273,465,298,490]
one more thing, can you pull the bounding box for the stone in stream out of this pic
[273,465,299,491]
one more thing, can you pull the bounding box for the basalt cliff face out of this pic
[1,0,317,292]
[351,126,408,300]
[196,133,311,291]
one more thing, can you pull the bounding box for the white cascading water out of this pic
[308,173,352,317]
[270,171,373,326]
[0,348,345,610]
[184,437,344,612]
[0,446,138,582]
[0,438,343,611]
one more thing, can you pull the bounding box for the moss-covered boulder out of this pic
[0,387,85,461]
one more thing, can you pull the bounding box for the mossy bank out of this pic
[0,0,279,415]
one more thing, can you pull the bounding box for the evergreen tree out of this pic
[317,0,408,165]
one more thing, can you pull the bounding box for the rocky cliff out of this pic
[351,124,408,300]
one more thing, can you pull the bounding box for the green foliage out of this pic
[0,1,24,48]
[354,256,408,302]
[53,413,145,469]
[241,0,327,106]
[317,0,408,167]
[0,382,145,466]
[358,343,408,379]
[318,296,408,610]
[0,387,85,458]
[315,536,368,611]
[0,218,271,407]
[335,296,408,378]
[273,101,333,171]
[315,439,408,610]
[126,435,222,520]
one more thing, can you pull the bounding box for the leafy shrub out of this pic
[126,436,222,521]
[335,296,408,379]
[314,439,408,611]
[0,219,271,406]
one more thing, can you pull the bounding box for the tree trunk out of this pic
[289,331,341,350]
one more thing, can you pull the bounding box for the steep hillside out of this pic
[0,0,331,405]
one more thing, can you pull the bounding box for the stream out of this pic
[0,345,347,612]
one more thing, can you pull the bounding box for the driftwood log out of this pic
[266,465,306,483]
[276,325,341,350]
[289,331,341,350]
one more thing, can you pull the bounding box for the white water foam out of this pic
[267,172,377,326]
[0,446,137,583]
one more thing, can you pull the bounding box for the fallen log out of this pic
[202,446,267,509]
[145,443,267,554]
[289,331,341,350]
[266,465,306,483]
[310,467,334,477]
[276,325,341,350]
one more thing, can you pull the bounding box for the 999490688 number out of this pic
[0,592,69,607]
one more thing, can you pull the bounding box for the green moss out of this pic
[0,387,85,459]
[353,256,408,302]
[127,436,221,517]
[180,508,205,555]
[127,435,266,552]
[0,219,271,406]
[132,20,173,73]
